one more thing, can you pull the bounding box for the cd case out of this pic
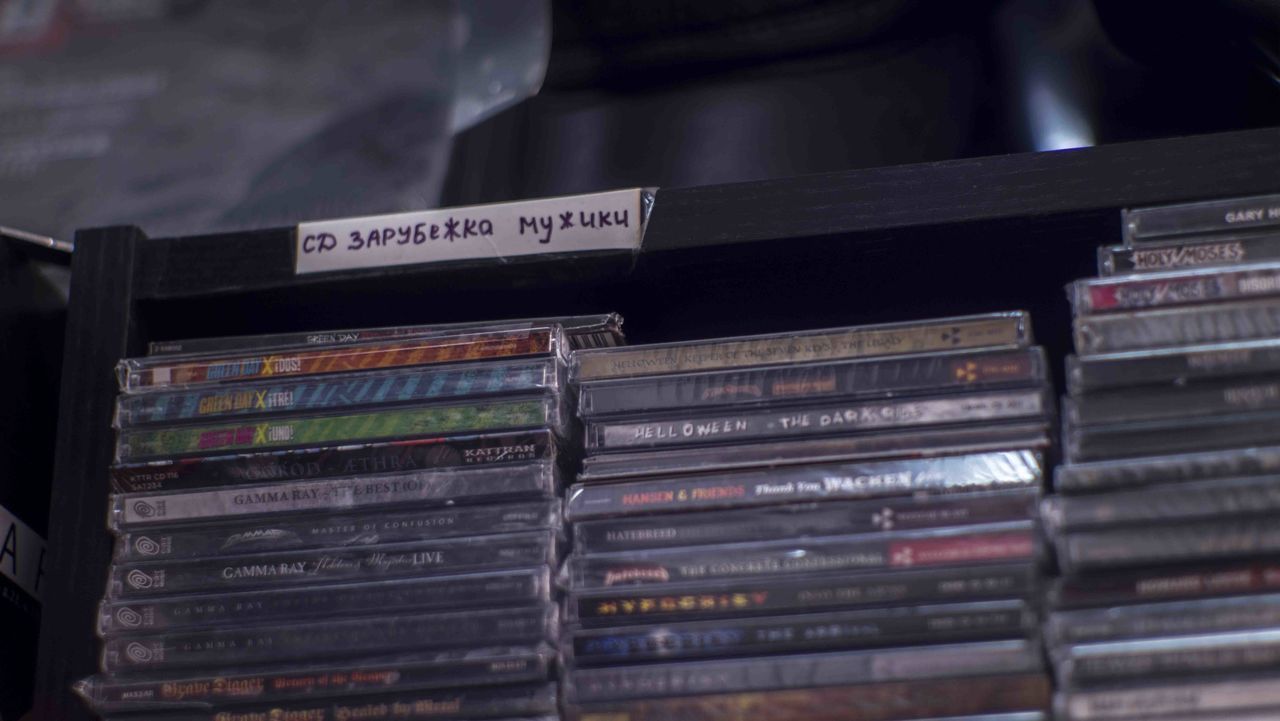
[108,530,556,597]
[1045,593,1280,647]
[88,683,558,721]
[572,488,1038,555]
[100,605,557,672]
[580,421,1051,481]
[577,347,1047,418]
[568,599,1033,666]
[564,639,1042,704]
[77,644,553,711]
[567,562,1040,628]
[570,312,1032,382]
[567,450,1044,521]
[145,313,622,356]
[1042,474,1280,532]
[1099,231,1280,276]
[1066,338,1280,394]
[97,567,551,636]
[1072,298,1280,356]
[112,499,559,561]
[563,522,1037,591]
[585,388,1049,452]
[110,460,560,530]
[1123,192,1280,244]
[1054,445,1280,495]
[1064,411,1280,463]
[1069,261,1280,315]
[110,427,560,493]
[114,358,565,428]
[1054,517,1280,573]
[118,325,566,392]
[1048,560,1280,610]
[115,395,566,462]
[1064,376,1280,427]
[569,673,1051,721]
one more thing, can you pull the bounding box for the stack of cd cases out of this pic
[74,314,625,721]
[559,313,1056,721]
[1047,193,1280,720]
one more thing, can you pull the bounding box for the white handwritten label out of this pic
[0,503,45,601]
[295,188,646,275]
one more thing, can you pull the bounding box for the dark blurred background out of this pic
[445,0,1280,204]
[0,0,1276,241]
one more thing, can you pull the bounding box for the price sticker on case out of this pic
[295,188,646,274]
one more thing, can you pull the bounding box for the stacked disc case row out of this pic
[1046,193,1280,721]
[74,315,625,721]
[559,313,1057,721]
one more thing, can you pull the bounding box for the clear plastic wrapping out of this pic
[1054,445,1280,495]
[110,427,559,493]
[580,421,1051,481]
[110,460,559,530]
[568,562,1039,628]
[577,347,1047,418]
[76,644,553,711]
[115,395,567,462]
[568,599,1033,666]
[570,312,1032,382]
[98,567,551,636]
[100,605,556,672]
[108,530,556,598]
[569,673,1050,721]
[112,500,559,561]
[114,358,564,428]
[118,325,566,392]
[1073,298,1280,356]
[572,488,1038,555]
[585,388,1050,452]
[563,522,1037,591]
[564,639,1042,704]
[567,450,1044,521]
[1066,338,1280,394]
[1069,261,1280,315]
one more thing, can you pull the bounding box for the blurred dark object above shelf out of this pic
[447,0,1279,206]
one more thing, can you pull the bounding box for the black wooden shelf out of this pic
[32,126,1280,720]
